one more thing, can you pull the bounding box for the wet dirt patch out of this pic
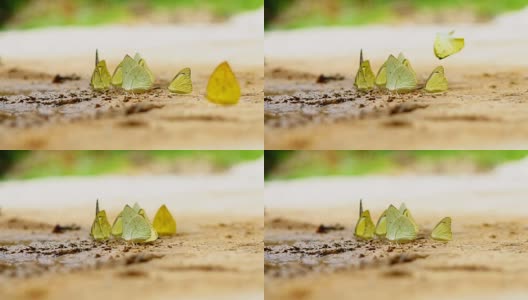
[265,211,528,300]
[265,65,528,149]
[0,66,263,149]
[265,217,436,279]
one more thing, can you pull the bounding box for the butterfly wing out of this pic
[355,210,375,239]
[386,63,417,92]
[122,214,152,242]
[375,210,387,237]
[206,61,241,104]
[112,55,137,87]
[434,32,465,59]
[168,68,192,94]
[403,209,419,232]
[153,205,177,235]
[111,215,123,237]
[431,217,452,241]
[354,60,375,91]
[138,209,158,243]
[122,64,153,92]
[425,66,448,93]
[375,65,387,87]
[138,59,155,82]
[386,215,417,242]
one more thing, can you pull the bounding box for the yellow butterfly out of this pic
[355,210,375,240]
[431,217,452,241]
[153,204,177,235]
[90,200,112,241]
[90,50,112,91]
[425,66,448,93]
[434,30,464,59]
[375,208,388,237]
[206,61,241,105]
[354,49,376,91]
[168,67,192,94]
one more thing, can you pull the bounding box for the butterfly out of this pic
[168,67,192,94]
[355,210,375,239]
[153,204,177,236]
[138,208,159,243]
[431,217,452,241]
[386,214,417,243]
[112,53,154,92]
[90,199,112,241]
[137,57,155,83]
[120,205,158,243]
[399,56,417,79]
[434,30,464,59]
[425,66,448,93]
[384,53,418,93]
[375,208,388,237]
[111,55,137,87]
[90,50,112,91]
[354,49,376,91]
[400,203,419,232]
[206,61,241,104]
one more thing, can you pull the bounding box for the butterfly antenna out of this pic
[95,49,99,66]
[359,199,363,216]
[359,49,363,65]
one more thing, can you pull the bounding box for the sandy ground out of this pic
[264,159,528,299]
[0,159,264,300]
[0,9,263,149]
[264,9,528,149]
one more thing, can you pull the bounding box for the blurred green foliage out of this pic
[0,151,263,180]
[265,151,528,180]
[1,0,263,29]
[265,0,528,29]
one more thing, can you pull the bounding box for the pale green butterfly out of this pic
[431,217,452,241]
[111,204,136,237]
[111,55,137,87]
[168,67,192,94]
[121,64,154,93]
[138,208,158,243]
[425,66,448,93]
[386,57,418,93]
[375,208,388,237]
[132,202,141,213]
[386,215,417,242]
[434,31,464,60]
[121,205,152,243]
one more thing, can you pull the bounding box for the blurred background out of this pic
[0,0,263,29]
[265,150,528,180]
[265,151,528,217]
[0,151,264,219]
[265,0,528,29]
[0,150,263,180]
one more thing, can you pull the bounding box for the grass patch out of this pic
[0,151,263,180]
[265,151,528,180]
[266,0,528,29]
[3,0,263,30]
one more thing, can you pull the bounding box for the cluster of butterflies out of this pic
[354,200,452,243]
[90,200,176,243]
[90,50,241,104]
[354,31,465,93]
